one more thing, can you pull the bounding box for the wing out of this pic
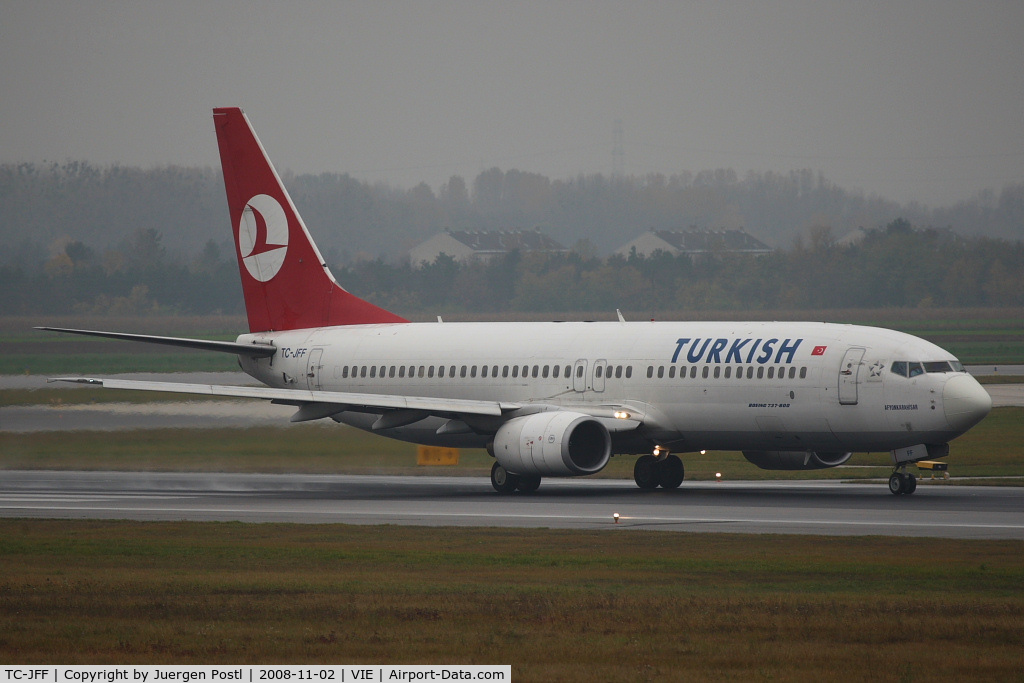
[48,377,644,432]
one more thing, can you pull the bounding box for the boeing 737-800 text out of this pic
[42,108,993,495]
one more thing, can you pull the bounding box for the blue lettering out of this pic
[774,338,802,364]
[725,338,751,363]
[707,338,729,363]
[756,339,778,364]
[745,338,762,364]
[687,338,712,363]
[672,338,691,363]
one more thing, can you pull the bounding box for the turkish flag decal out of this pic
[812,345,827,356]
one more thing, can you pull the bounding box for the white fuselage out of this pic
[237,320,988,455]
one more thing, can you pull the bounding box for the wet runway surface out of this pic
[2,470,1022,539]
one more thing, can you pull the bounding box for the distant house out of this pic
[409,229,569,267]
[615,228,773,259]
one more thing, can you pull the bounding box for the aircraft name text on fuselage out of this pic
[672,338,803,365]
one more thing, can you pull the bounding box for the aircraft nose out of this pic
[943,374,992,433]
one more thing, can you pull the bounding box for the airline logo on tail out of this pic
[238,194,288,282]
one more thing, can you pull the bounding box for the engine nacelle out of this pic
[742,450,853,470]
[491,412,612,477]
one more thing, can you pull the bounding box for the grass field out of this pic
[0,520,1021,679]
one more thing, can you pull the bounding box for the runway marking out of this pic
[3,503,1024,533]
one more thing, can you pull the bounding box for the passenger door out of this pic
[838,347,865,405]
[306,348,324,390]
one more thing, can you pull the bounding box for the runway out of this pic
[2,470,1022,540]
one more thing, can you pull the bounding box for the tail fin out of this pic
[213,107,407,332]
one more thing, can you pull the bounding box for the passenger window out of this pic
[768,367,775,379]
[503,365,509,378]
[616,366,623,379]
[702,366,709,379]
[625,366,633,378]
[369,366,376,378]
[724,366,731,379]
[428,366,435,378]
[747,366,753,379]
[657,366,665,379]
[523,365,529,377]
[647,366,654,378]
[678,366,686,379]
[379,366,386,378]
[576,365,584,378]
[461,366,468,378]
[799,367,807,379]
[470,366,477,378]
[595,366,603,378]
[481,365,488,378]
[342,366,349,379]
[512,366,519,378]
[714,366,721,378]
[438,365,445,378]
[565,365,571,378]
[399,366,406,378]
[668,366,676,379]
[757,366,764,379]
[450,366,457,377]
[788,367,796,379]
[531,365,538,378]
[360,366,367,378]
[542,365,549,378]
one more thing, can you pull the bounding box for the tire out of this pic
[490,462,519,494]
[516,475,542,493]
[634,455,660,490]
[658,455,685,489]
[888,473,905,495]
[902,473,917,495]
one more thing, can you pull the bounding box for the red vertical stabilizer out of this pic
[213,107,407,332]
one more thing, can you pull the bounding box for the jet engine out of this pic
[742,450,853,470]
[490,411,612,476]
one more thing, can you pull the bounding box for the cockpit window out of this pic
[891,359,965,378]
[924,361,954,373]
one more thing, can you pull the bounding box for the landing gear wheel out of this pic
[658,455,685,489]
[634,455,660,490]
[516,475,542,493]
[888,473,905,495]
[902,473,917,495]
[490,463,520,494]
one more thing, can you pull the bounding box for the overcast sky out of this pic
[2,1,1022,206]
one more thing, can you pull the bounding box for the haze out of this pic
[2,1,1022,207]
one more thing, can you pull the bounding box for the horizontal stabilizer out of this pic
[35,327,277,358]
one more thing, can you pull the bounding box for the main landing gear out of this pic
[634,453,684,490]
[490,462,541,494]
[888,467,918,495]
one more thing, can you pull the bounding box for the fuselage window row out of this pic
[337,364,638,381]
[647,365,808,380]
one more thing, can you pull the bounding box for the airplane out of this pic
[41,107,993,496]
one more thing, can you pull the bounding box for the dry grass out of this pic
[0,520,1021,680]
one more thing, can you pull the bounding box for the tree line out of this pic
[4,219,1022,317]
[2,161,1023,270]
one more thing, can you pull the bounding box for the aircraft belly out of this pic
[332,412,490,449]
